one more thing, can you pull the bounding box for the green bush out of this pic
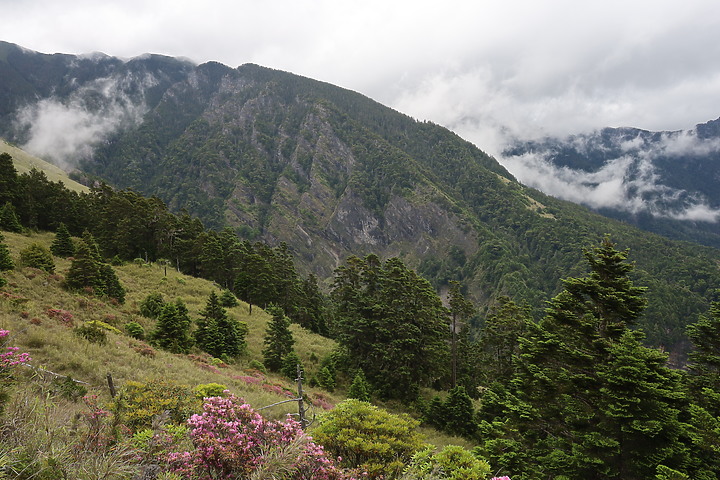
[400,445,491,480]
[193,383,228,399]
[110,380,201,432]
[140,292,166,319]
[74,322,107,345]
[125,321,146,340]
[20,242,55,273]
[312,399,426,479]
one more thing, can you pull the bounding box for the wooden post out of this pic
[296,363,308,429]
[107,373,116,398]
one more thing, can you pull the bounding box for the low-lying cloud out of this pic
[14,74,153,170]
[500,130,720,223]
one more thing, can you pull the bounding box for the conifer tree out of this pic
[686,301,720,411]
[347,370,371,402]
[281,351,303,380]
[262,304,294,372]
[195,291,247,359]
[318,366,336,392]
[99,263,125,303]
[447,280,475,387]
[442,385,477,438]
[152,300,193,354]
[0,153,19,207]
[0,201,22,233]
[50,222,75,258]
[0,233,14,272]
[65,239,102,292]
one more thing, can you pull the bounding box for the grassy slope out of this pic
[1,140,89,193]
[0,231,471,447]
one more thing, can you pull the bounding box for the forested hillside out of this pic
[2,42,720,358]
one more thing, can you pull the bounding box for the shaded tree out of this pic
[195,291,247,359]
[262,304,294,372]
[50,222,75,257]
[19,243,55,273]
[152,300,193,354]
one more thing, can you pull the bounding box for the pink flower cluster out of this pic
[168,393,358,479]
[491,477,512,480]
[0,330,31,367]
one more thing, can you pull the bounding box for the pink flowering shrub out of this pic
[46,307,74,326]
[0,329,31,367]
[167,393,359,479]
[491,477,512,480]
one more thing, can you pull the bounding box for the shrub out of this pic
[167,394,358,479]
[193,383,227,399]
[74,322,108,345]
[400,445,492,480]
[140,292,166,319]
[218,289,239,308]
[110,380,201,432]
[312,399,426,479]
[20,242,55,273]
[125,321,146,340]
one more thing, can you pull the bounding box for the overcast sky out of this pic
[4,0,720,157]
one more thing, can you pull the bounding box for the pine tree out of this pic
[0,202,22,233]
[0,153,19,207]
[447,280,475,388]
[152,300,193,354]
[281,351,303,380]
[262,304,295,372]
[65,239,102,292]
[347,370,371,402]
[686,301,720,411]
[442,385,477,438]
[99,263,125,303]
[317,366,336,392]
[195,291,246,359]
[50,222,75,258]
[0,233,14,272]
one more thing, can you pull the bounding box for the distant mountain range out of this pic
[2,40,720,358]
[504,119,720,248]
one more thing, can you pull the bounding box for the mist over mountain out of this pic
[503,119,720,247]
[2,41,720,358]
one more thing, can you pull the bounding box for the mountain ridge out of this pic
[2,42,720,356]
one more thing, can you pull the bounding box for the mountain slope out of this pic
[503,119,720,248]
[1,139,88,192]
[2,44,720,356]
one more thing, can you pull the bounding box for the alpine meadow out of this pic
[1,41,720,480]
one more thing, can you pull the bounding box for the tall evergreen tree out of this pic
[331,255,449,401]
[195,291,247,359]
[262,304,295,372]
[65,239,102,292]
[0,153,19,207]
[347,370,371,402]
[488,237,688,479]
[50,222,75,258]
[686,302,720,411]
[447,280,475,388]
[152,300,193,354]
[0,201,22,233]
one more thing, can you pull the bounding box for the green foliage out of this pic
[312,399,426,479]
[195,291,247,359]
[347,369,371,402]
[124,321,146,340]
[0,233,14,271]
[110,380,201,431]
[151,300,193,354]
[218,289,239,307]
[18,242,55,273]
[400,445,491,480]
[0,201,22,232]
[74,321,108,345]
[193,383,228,399]
[50,222,74,257]
[280,350,303,380]
[426,386,476,439]
[331,255,449,401]
[317,365,336,392]
[262,304,295,372]
[65,234,125,303]
[140,292,166,319]
[50,376,87,402]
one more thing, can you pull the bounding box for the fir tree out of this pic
[50,222,75,258]
[262,304,295,372]
[347,370,371,402]
[140,292,166,319]
[152,300,193,354]
[0,201,22,233]
[442,385,477,438]
[0,153,19,207]
[195,291,247,359]
[218,289,239,308]
[317,366,336,392]
[281,351,303,380]
[99,263,125,303]
[65,239,102,292]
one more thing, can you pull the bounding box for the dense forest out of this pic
[1,150,720,479]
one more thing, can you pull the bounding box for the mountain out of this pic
[503,119,720,248]
[2,42,720,357]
